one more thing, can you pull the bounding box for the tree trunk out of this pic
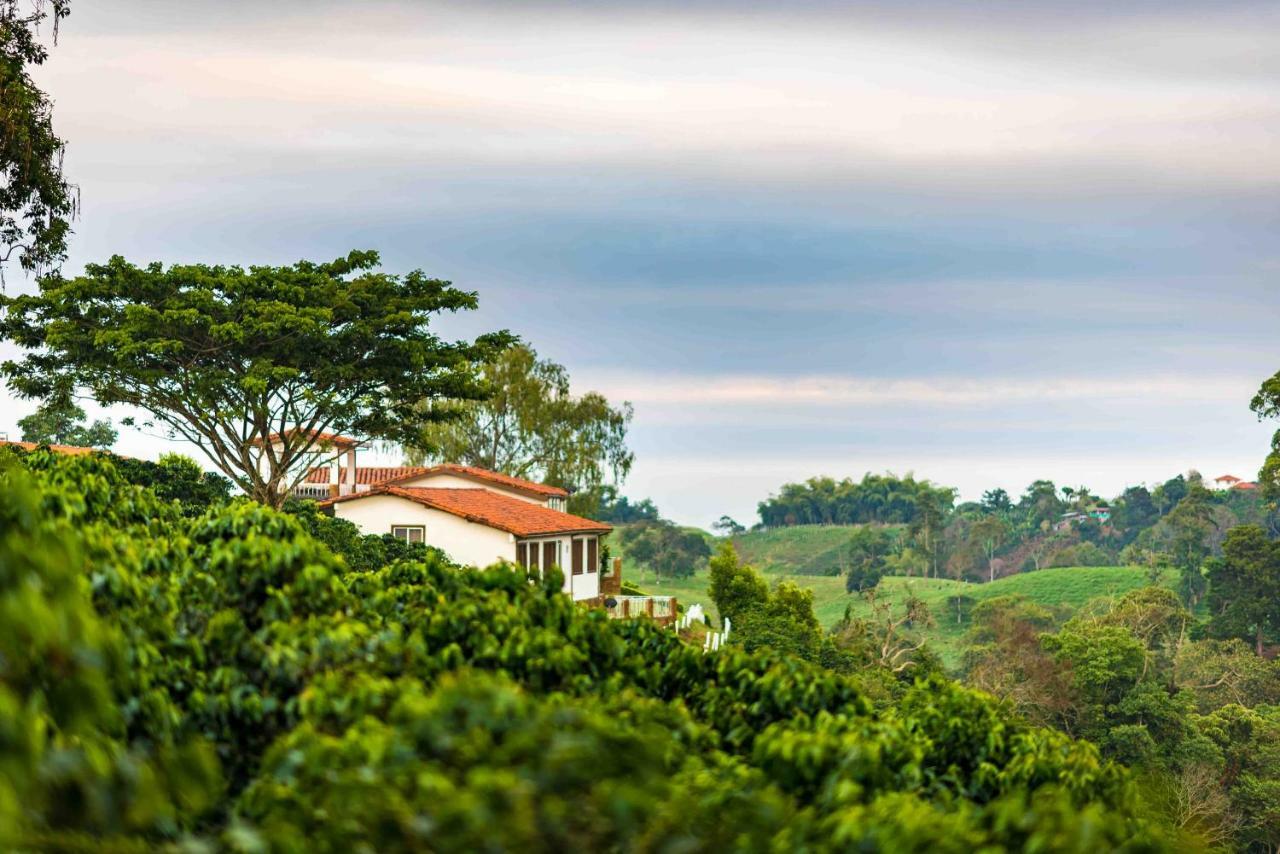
[1258,623,1266,657]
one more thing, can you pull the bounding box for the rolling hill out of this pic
[611,523,1177,671]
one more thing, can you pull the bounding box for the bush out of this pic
[0,450,1181,850]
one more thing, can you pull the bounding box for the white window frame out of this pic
[390,524,426,544]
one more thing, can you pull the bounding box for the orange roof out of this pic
[1216,474,1242,483]
[304,466,430,485]
[381,463,569,499]
[251,429,360,449]
[1232,481,1259,490]
[0,439,100,456]
[323,486,610,537]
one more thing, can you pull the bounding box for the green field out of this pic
[612,524,1179,671]
[839,566,1180,669]
[730,525,864,576]
[611,524,852,623]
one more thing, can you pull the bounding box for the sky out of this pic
[3,0,1278,527]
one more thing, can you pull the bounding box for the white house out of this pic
[314,453,609,601]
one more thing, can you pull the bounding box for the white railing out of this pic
[290,484,333,500]
[701,617,731,652]
[605,595,677,621]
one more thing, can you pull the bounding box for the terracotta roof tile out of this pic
[251,429,360,448]
[0,439,102,456]
[323,486,610,537]
[381,463,569,498]
[305,466,430,485]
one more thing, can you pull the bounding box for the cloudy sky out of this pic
[3,0,1279,526]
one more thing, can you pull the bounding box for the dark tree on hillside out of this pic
[1,0,76,276]
[1206,525,1280,655]
[980,488,1012,515]
[757,473,955,528]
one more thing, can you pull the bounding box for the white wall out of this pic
[395,472,547,505]
[333,494,515,568]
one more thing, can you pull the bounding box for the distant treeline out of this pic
[757,473,956,527]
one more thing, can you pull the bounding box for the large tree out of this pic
[406,343,633,494]
[1206,524,1280,655]
[17,388,115,447]
[1252,370,1280,504]
[0,250,511,506]
[1,0,75,276]
[971,513,1011,582]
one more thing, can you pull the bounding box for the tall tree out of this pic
[17,389,114,447]
[845,524,894,593]
[1206,525,1280,655]
[1165,487,1215,608]
[980,487,1012,515]
[971,513,1011,582]
[910,490,948,578]
[1,0,75,276]
[406,343,633,496]
[1252,370,1280,504]
[0,251,511,507]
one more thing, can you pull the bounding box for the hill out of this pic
[613,522,1179,670]
[729,524,865,576]
[839,566,1180,669]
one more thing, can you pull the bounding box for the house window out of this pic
[391,525,425,544]
[586,537,597,574]
[572,538,584,575]
[543,541,558,570]
[516,542,528,566]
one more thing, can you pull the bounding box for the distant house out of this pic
[0,438,100,456]
[304,439,608,601]
[1214,474,1243,489]
[1232,481,1260,491]
[1055,505,1111,531]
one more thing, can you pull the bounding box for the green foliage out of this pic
[1206,524,1280,654]
[0,0,74,276]
[758,472,956,527]
[846,525,894,592]
[707,541,768,624]
[569,483,659,522]
[618,518,711,580]
[1049,541,1113,568]
[0,250,512,506]
[0,450,1187,850]
[1251,369,1280,505]
[17,389,116,447]
[112,452,233,515]
[407,343,633,498]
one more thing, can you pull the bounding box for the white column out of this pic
[345,447,357,494]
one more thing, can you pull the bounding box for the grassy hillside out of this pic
[841,566,1180,669]
[730,525,862,576]
[611,524,1178,671]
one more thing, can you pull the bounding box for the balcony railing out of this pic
[289,483,343,500]
[604,595,677,624]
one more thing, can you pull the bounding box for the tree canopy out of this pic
[1,0,75,276]
[406,343,633,495]
[0,250,512,506]
[757,473,956,527]
[16,388,115,447]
